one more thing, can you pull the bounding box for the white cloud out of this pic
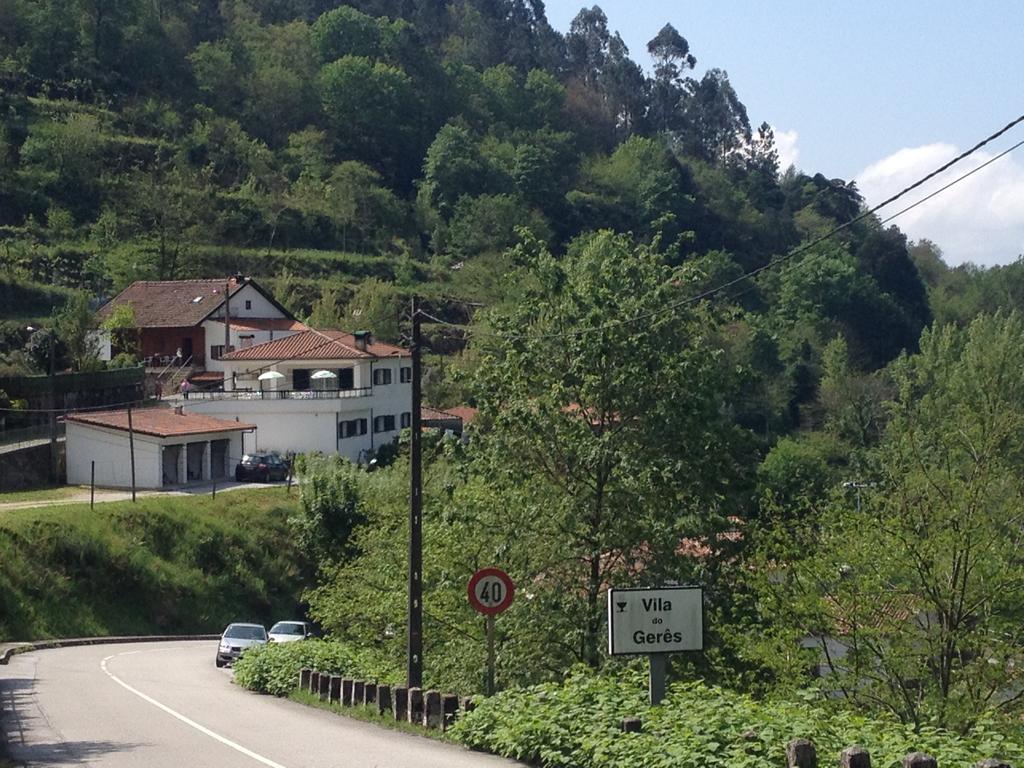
[856,142,1024,267]
[773,127,800,172]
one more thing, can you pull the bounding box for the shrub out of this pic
[233,639,399,696]
[450,669,1024,768]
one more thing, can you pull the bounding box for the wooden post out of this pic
[648,653,667,705]
[902,753,937,768]
[407,687,423,724]
[787,738,818,768]
[376,685,392,716]
[423,690,442,729]
[90,461,95,509]
[392,686,409,721]
[841,746,871,768]
[621,718,642,733]
[441,694,459,730]
[329,675,341,705]
[127,404,136,502]
[341,678,354,706]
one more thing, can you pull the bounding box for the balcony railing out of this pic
[187,387,373,401]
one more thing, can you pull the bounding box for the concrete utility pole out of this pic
[407,297,423,688]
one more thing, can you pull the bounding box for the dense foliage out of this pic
[451,669,1024,768]
[233,638,398,696]
[0,489,305,640]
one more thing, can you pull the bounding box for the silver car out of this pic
[215,623,268,667]
[268,621,314,644]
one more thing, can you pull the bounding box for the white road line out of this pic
[100,652,289,768]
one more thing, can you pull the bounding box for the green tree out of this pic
[760,313,1024,731]
[343,278,400,342]
[55,291,101,371]
[101,304,139,359]
[471,231,739,668]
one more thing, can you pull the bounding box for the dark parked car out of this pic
[235,453,290,482]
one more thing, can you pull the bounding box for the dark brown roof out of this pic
[96,277,294,329]
[96,278,243,328]
[67,409,254,438]
[220,330,409,361]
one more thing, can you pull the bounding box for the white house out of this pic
[94,276,307,378]
[182,329,412,462]
[65,408,256,489]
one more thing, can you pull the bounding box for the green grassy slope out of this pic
[0,488,306,641]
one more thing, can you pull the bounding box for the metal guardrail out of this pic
[187,387,373,401]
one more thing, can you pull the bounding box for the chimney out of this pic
[174,405,184,416]
[353,330,372,352]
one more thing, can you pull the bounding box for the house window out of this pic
[211,344,235,360]
[373,368,392,386]
[240,335,255,349]
[244,300,252,310]
[373,415,396,433]
[292,368,310,390]
[401,412,411,429]
[337,368,354,390]
[400,366,412,383]
[338,419,368,439]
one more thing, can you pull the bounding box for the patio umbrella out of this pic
[257,370,285,381]
[311,369,337,379]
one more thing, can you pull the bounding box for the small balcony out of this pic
[186,387,373,401]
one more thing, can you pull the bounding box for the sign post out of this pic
[607,586,703,705]
[468,567,515,696]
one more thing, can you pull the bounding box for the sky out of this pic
[543,0,1024,266]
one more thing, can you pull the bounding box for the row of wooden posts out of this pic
[770,736,1007,768]
[298,668,472,731]
[619,725,1014,768]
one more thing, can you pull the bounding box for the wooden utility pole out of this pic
[127,404,137,502]
[407,297,423,688]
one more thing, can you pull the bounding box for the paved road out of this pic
[0,641,523,768]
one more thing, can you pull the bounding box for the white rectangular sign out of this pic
[607,586,703,655]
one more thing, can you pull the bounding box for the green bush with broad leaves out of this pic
[233,639,400,696]
[450,668,1024,768]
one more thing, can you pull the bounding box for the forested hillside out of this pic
[1,0,969,367]
[6,0,1024,743]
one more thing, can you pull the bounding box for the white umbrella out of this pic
[258,370,285,381]
[311,369,337,379]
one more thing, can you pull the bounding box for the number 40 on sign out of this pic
[467,567,515,696]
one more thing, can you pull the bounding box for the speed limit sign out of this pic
[467,567,515,616]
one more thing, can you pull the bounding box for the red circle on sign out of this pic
[467,567,515,616]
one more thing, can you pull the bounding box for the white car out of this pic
[268,621,315,643]
[215,623,268,667]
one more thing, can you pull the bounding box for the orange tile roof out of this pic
[444,406,478,424]
[67,409,255,438]
[221,330,409,361]
[221,318,308,332]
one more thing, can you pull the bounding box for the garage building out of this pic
[66,408,256,489]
